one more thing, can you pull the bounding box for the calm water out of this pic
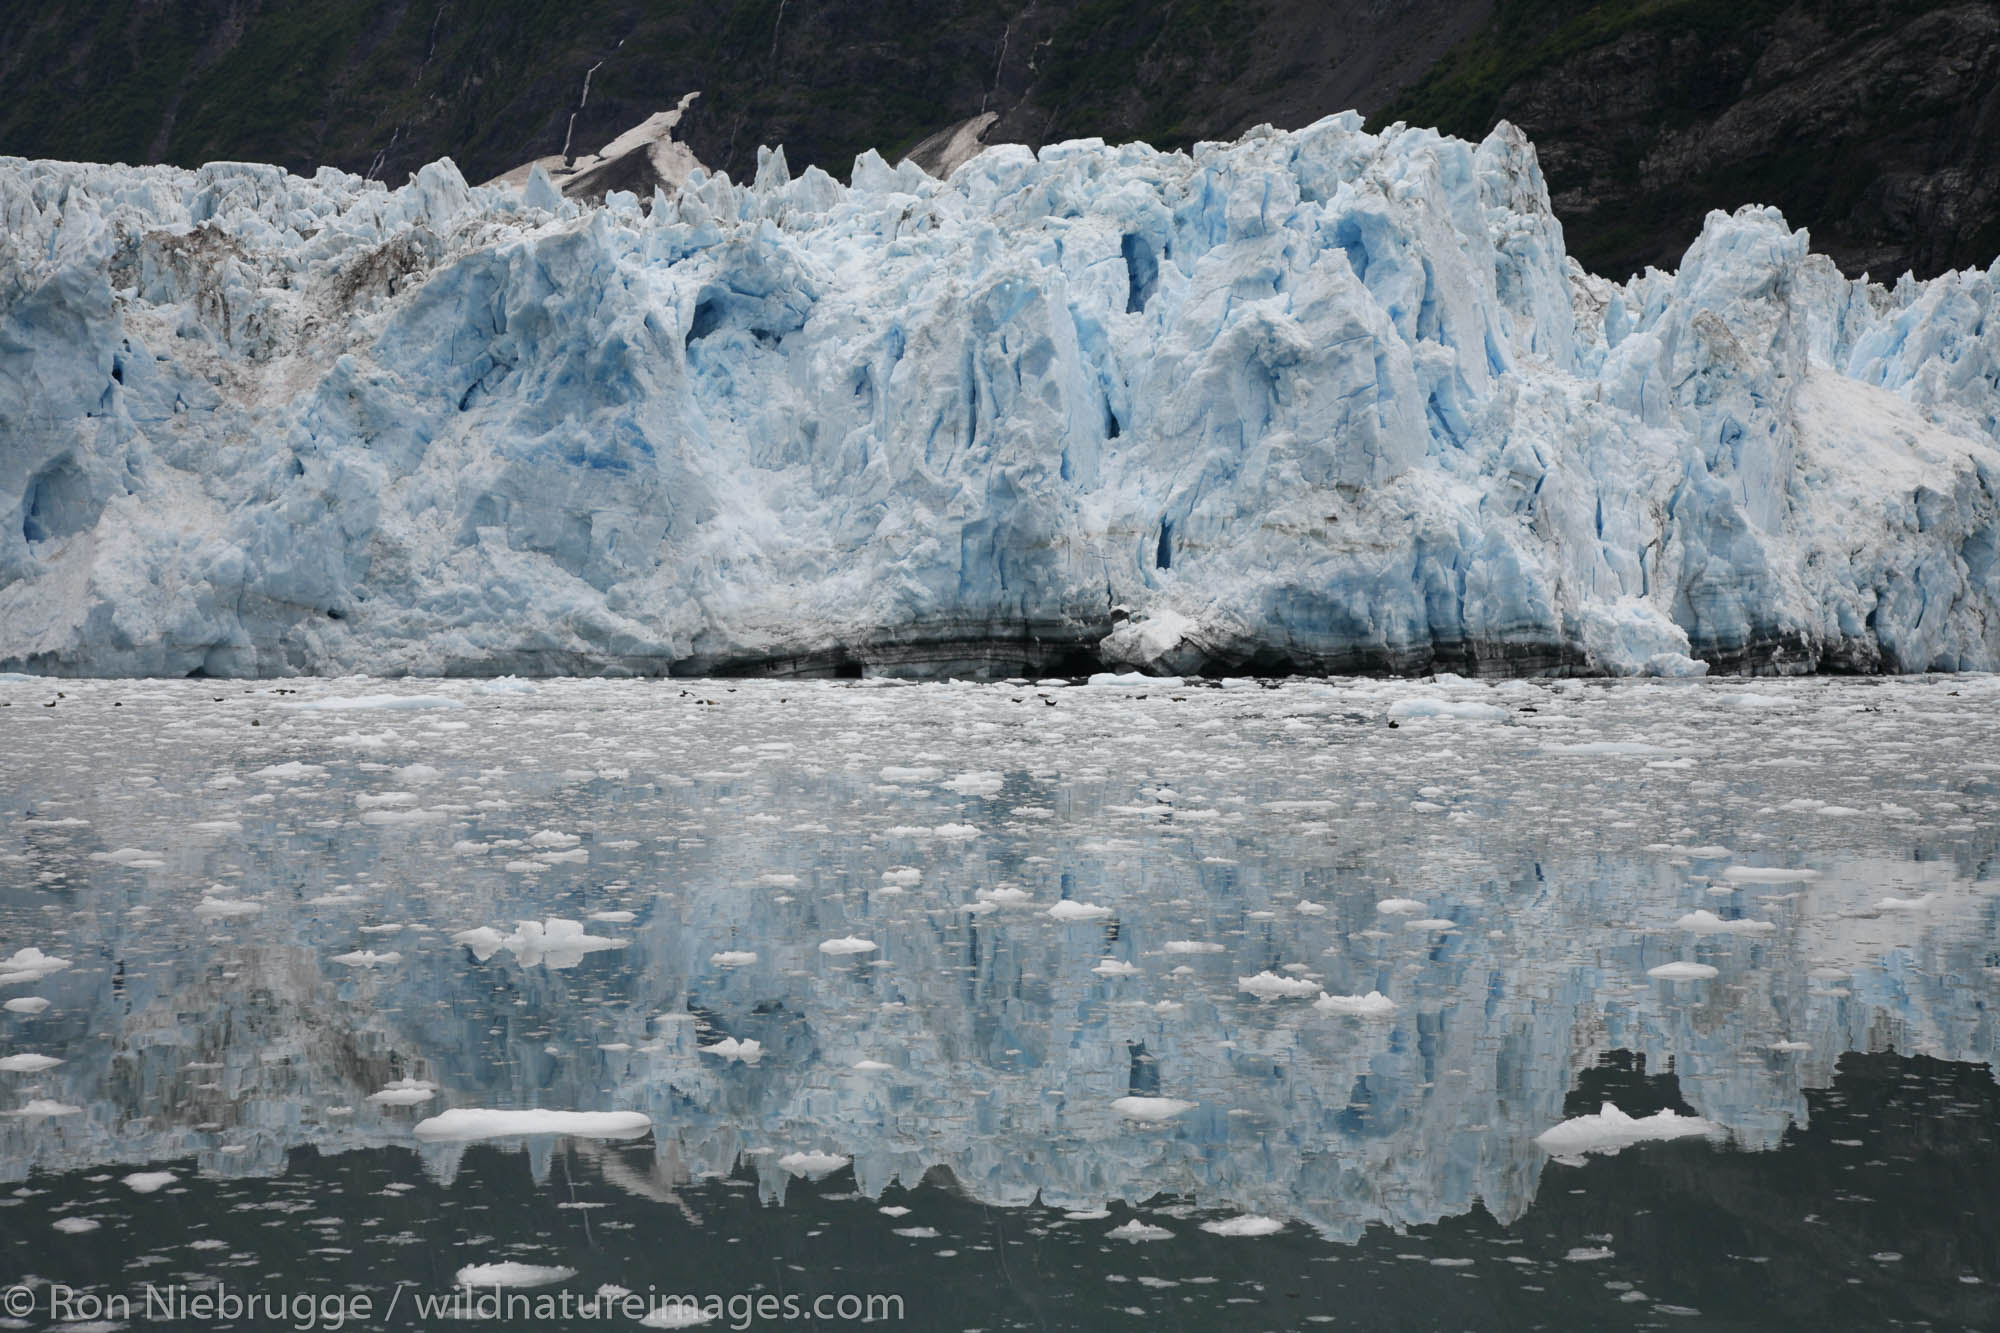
[1,673,1996,1331]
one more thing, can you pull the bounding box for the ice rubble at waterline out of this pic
[3,108,2000,678]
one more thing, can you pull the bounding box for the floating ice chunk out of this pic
[1405,918,1458,931]
[1387,698,1507,721]
[191,819,245,833]
[892,1225,940,1238]
[367,1078,437,1106]
[1238,971,1320,1000]
[640,1303,717,1328]
[1769,1041,1811,1053]
[1314,991,1397,1017]
[1565,1247,1615,1262]
[0,948,70,987]
[1674,910,1776,935]
[1107,1219,1173,1241]
[852,1059,893,1072]
[878,766,939,782]
[1647,962,1719,981]
[1111,1097,1194,1121]
[1047,900,1113,921]
[1087,673,1181,688]
[1721,866,1820,883]
[0,1053,63,1072]
[819,936,878,955]
[1375,898,1427,915]
[90,847,166,866]
[1200,1215,1284,1237]
[1542,741,1671,756]
[882,867,923,887]
[943,772,1004,795]
[3,997,50,1014]
[778,1151,851,1179]
[455,1262,576,1288]
[501,919,626,968]
[252,761,328,781]
[1535,1103,1723,1159]
[8,1098,82,1117]
[699,1038,763,1062]
[1296,900,1328,915]
[1873,894,1933,911]
[710,951,758,967]
[123,1171,178,1193]
[53,1216,100,1233]
[413,1109,652,1140]
[361,807,444,826]
[284,695,465,712]
[931,822,980,839]
[452,927,506,960]
[1163,940,1224,954]
[528,830,581,848]
[1092,959,1141,977]
[588,910,637,923]
[331,950,403,967]
[196,895,264,918]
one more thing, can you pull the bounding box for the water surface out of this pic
[1,674,1996,1329]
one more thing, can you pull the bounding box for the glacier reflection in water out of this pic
[1,674,1997,1326]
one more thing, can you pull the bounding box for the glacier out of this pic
[3,112,1999,678]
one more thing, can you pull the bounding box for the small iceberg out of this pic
[366,1078,437,1106]
[1535,1103,1723,1160]
[455,1262,575,1289]
[412,1109,652,1141]
[1047,900,1113,921]
[1647,961,1720,981]
[1238,971,1320,1000]
[1200,1215,1284,1236]
[1675,910,1775,935]
[818,937,878,956]
[1313,990,1397,1017]
[778,1151,851,1179]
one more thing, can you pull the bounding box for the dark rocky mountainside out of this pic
[2,0,1995,279]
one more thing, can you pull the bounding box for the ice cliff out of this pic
[4,112,2000,677]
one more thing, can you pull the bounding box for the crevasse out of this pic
[2,113,1997,678]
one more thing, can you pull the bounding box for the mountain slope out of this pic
[5,2,1994,280]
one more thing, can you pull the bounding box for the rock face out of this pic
[1385,0,2000,280]
[3,113,1999,678]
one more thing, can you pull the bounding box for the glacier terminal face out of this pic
[2,115,1998,677]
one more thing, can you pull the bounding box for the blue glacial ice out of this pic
[3,112,1999,677]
